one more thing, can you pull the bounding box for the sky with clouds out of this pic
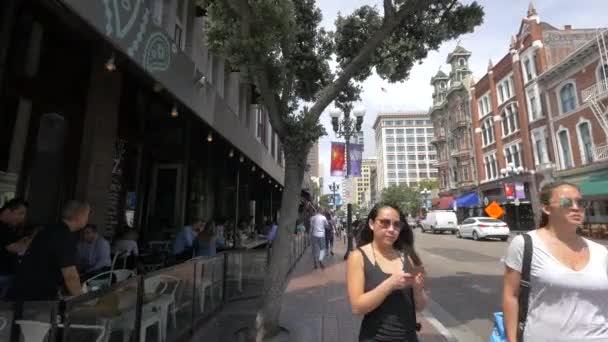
[316,0,608,194]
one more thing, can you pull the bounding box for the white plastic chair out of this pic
[196,259,214,313]
[85,270,136,291]
[147,275,181,339]
[226,253,243,293]
[15,320,106,342]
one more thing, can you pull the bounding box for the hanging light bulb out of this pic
[275,184,278,188]
[105,53,116,72]
[170,104,179,117]
[268,179,272,184]
[229,149,234,158]
[261,174,265,179]
[251,166,256,172]
[239,155,244,163]
[207,132,213,142]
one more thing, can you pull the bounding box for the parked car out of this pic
[421,210,458,234]
[457,217,510,241]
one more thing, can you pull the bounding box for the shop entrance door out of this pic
[147,164,182,240]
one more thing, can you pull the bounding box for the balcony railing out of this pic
[450,148,471,158]
[594,143,608,161]
[582,80,608,102]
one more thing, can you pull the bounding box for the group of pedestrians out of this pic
[340,181,608,342]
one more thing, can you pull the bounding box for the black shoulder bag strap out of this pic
[517,233,533,342]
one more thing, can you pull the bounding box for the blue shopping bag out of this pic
[489,312,506,342]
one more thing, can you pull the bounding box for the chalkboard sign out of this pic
[105,138,127,239]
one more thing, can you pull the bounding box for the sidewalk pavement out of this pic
[280,239,449,342]
[192,238,449,342]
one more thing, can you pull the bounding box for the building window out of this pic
[523,55,537,83]
[497,76,513,104]
[397,155,406,161]
[387,155,395,161]
[416,128,425,134]
[598,63,608,86]
[396,137,405,143]
[385,129,394,134]
[388,164,396,170]
[527,87,541,121]
[577,121,594,164]
[386,137,395,143]
[396,129,404,134]
[387,146,395,152]
[558,129,574,169]
[462,166,469,181]
[504,144,522,168]
[478,93,492,117]
[532,129,550,166]
[459,58,466,67]
[397,146,406,152]
[483,153,499,180]
[482,118,495,146]
[559,83,578,114]
[501,104,519,136]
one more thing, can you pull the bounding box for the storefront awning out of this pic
[455,192,480,208]
[580,170,608,199]
[434,196,454,210]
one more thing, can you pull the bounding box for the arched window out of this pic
[559,83,577,113]
[459,58,466,67]
[577,121,594,164]
[598,64,608,86]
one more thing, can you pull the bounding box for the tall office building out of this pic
[306,142,320,178]
[355,158,376,206]
[374,112,438,190]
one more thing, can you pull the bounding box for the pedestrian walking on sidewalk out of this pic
[310,209,328,269]
[325,212,335,256]
[347,203,427,342]
[503,182,608,342]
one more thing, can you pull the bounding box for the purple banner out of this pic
[348,144,363,177]
[515,182,526,200]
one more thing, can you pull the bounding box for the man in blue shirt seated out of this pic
[172,218,204,261]
[76,224,112,278]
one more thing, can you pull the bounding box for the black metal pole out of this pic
[344,128,353,260]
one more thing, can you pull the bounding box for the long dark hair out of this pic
[538,181,580,228]
[358,202,422,266]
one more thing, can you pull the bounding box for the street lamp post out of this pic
[330,106,365,260]
[500,163,524,228]
[329,182,340,211]
[420,188,431,215]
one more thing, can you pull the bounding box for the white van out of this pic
[421,210,458,234]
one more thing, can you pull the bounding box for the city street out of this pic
[414,229,510,342]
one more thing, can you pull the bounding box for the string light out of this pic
[229,149,234,158]
[207,132,213,142]
[170,104,179,117]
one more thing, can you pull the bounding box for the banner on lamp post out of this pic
[515,182,526,199]
[348,144,363,177]
[504,183,515,199]
[330,142,346,177]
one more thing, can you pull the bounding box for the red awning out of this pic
[434,196,454,209]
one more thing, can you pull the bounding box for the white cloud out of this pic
[316,0,608,194]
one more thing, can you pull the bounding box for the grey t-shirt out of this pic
[505,231,608,341]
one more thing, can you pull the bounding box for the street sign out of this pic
[485,201,504,219]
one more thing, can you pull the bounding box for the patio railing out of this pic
[0,234,310,342]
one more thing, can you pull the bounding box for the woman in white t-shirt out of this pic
[503,182,608,342]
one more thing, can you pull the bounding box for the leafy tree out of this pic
[204,0,483,339]
[380,184,421,215]
[417,179,439,191]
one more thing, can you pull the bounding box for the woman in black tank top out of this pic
[346,203,426,341]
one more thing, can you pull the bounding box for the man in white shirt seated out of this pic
[310,210,328,269]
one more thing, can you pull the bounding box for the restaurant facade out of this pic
[0,0,286,240]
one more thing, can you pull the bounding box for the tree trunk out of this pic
[254,152,306,341]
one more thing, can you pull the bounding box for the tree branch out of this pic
[227,0,289,138]
[308,0,434,121]
[384,0,396,21]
